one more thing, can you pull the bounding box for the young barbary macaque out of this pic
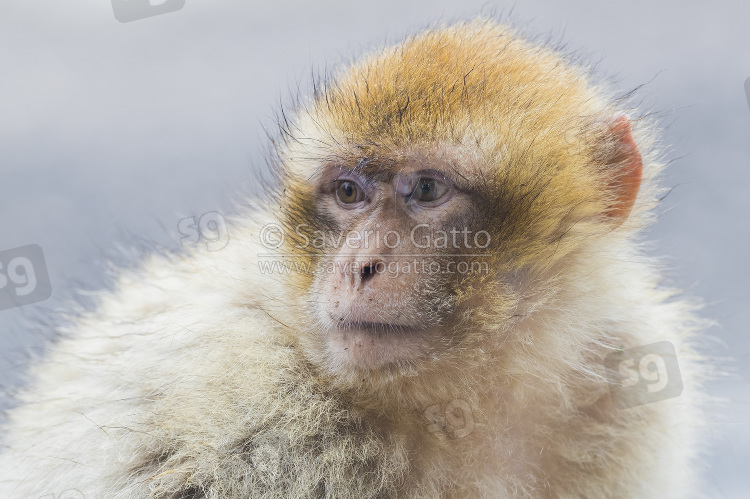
[0,18,706,498]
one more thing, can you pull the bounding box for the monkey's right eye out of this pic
[336,180,365,205]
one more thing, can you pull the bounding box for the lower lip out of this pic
[337,322,422,333]
[324,323,430,371]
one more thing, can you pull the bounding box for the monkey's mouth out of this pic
[335,320,424,334]
[322,316,434,371]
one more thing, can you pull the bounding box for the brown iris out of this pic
[414,178,437,202]
[405,177,449,203]
[336,180,362,204]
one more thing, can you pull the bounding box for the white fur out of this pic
[0,208,708,498]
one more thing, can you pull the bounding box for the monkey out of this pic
[0,18,707,498]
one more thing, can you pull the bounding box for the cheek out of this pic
[309,271,338,322]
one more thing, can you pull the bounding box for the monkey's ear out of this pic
[604,116,643,222]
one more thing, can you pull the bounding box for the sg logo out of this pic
[0,244,52,312]
[178,211,230,252]
[39,489,85,499]
[604,341,683,409]
[423,398,475,439]
[111,0,186,23]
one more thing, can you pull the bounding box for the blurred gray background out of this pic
[0,0,748,496]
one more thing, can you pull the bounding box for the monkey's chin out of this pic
[322,323,432,372]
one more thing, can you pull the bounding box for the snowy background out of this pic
[0,0,748,495]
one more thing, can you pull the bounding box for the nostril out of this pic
[359,261,381,286]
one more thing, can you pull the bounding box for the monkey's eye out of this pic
[404,177,450,204]
[336,180,365,205]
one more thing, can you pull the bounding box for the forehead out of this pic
[279,21,617,228]
[317,145,483,182]
[281,21,606,190]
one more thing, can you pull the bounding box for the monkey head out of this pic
[271,21,643,386]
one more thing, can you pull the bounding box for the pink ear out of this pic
[607,116,642,221]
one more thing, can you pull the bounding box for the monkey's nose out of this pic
[355,259,384,289]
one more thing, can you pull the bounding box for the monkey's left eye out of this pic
[336,180,365,205]
[404,177,450,204]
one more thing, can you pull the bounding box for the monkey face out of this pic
[290,157,493,373]
[277,128,641,379]
[273,23,643,381]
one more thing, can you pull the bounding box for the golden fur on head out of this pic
[281,19,645,275]
[0,17,707,499]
